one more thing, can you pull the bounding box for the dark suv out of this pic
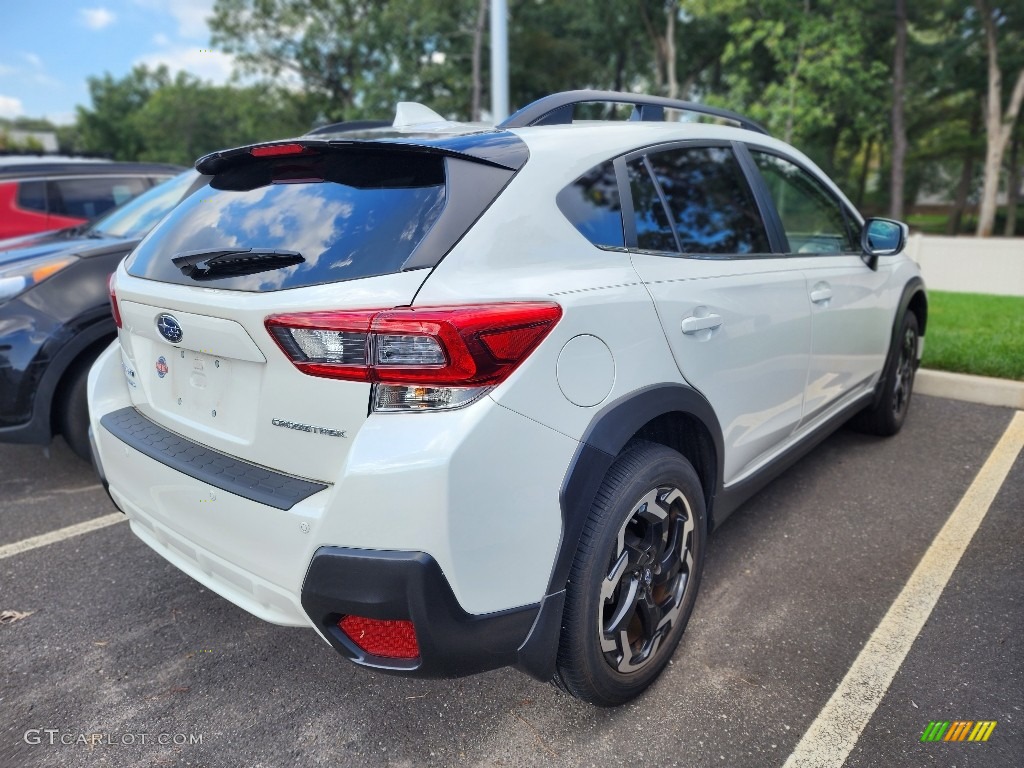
[0,157,180,240]
[0,170,201,459]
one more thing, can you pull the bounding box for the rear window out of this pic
[126,152,450,291]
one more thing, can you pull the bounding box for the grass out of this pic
[905,212,950,235]
[922,290,1024,380]
[904,207,1024,236]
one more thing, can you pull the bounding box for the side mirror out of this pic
[861,217,908,270]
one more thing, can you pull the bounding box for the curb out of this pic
[916,369,1024,410]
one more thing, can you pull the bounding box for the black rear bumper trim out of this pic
[301,546,541,678]
[99,407,327,510]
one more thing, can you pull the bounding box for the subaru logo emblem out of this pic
[156,313,183,344]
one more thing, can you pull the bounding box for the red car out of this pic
[0,157,180,239]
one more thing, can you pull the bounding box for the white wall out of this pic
[906,235,1024,297]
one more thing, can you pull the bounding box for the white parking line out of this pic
[0,513,126,560]
[783,410,1024,768]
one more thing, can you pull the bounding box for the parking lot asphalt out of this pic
[1,394,1021,768]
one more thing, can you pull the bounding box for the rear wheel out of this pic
[850,311,919,437]
[553,441,705,706]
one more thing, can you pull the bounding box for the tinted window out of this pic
[751,151,858,253]
[556,161,624,248]
[16,180,47,213]
[89,170,199,240]
[646,146,769,254]
[50,176,147,219]
[126,153,448,291]
[627,158,676,252]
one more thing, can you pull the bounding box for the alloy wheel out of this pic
[892,325,917,417]
[599,485,695,674]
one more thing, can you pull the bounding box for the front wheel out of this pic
[553,441,706,706]
[57,359,94,462]
[850,311,919,437]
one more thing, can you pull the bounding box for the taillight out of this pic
[338,616,419,659]
[108,273,122,328]
[265,303,562,411]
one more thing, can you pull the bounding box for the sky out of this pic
[0,0,235,125]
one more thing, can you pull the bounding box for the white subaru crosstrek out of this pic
[88,91,926,706]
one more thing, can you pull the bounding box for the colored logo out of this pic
[155,356,169,379]
[921,720,996,742]
[156,313,183,343]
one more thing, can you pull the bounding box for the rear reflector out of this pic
[265,303,562,387]
[108,273,122,328]
[338,616,419,659]
[250,143,307,157]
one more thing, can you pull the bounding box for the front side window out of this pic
[750,151,858,254]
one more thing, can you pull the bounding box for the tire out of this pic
[57,360,93,462]
[553,441,706,706]
[850,311,919,437]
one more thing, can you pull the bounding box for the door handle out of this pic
[682,313,723,334]
[810,286,832,304]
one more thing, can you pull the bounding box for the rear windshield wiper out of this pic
[171,248,305,281]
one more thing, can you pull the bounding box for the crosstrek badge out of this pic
[155,356,169,378]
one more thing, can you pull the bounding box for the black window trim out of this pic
[732,142,787,253]
[741,143,865,258]
[616,138,779,260]
[613,155,637,248]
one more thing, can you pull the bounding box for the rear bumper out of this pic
[301,546,539,678]
[88,338,577,677]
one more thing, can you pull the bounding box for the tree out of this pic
[74,66,317,165]
[470,0,487,120]
[133,74,315,166]
[1006,123,1022,233]
[694,0,890,190]
[210,0,482,121]
[76,66,172,159]
[974,0,1024,236]
[891,0,908,219]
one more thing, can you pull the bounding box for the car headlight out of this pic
[0,254,78,304]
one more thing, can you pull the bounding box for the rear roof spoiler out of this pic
[195,134,529,175]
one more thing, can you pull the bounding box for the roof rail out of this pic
[303,119,392,137]
[498,90,769,135]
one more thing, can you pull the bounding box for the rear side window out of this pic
[627,158,676,252]
[126,151,451,291]
[557,161,624,248]
[16,180,47,213]
[644,146,770,255]
[49,176,147,219]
